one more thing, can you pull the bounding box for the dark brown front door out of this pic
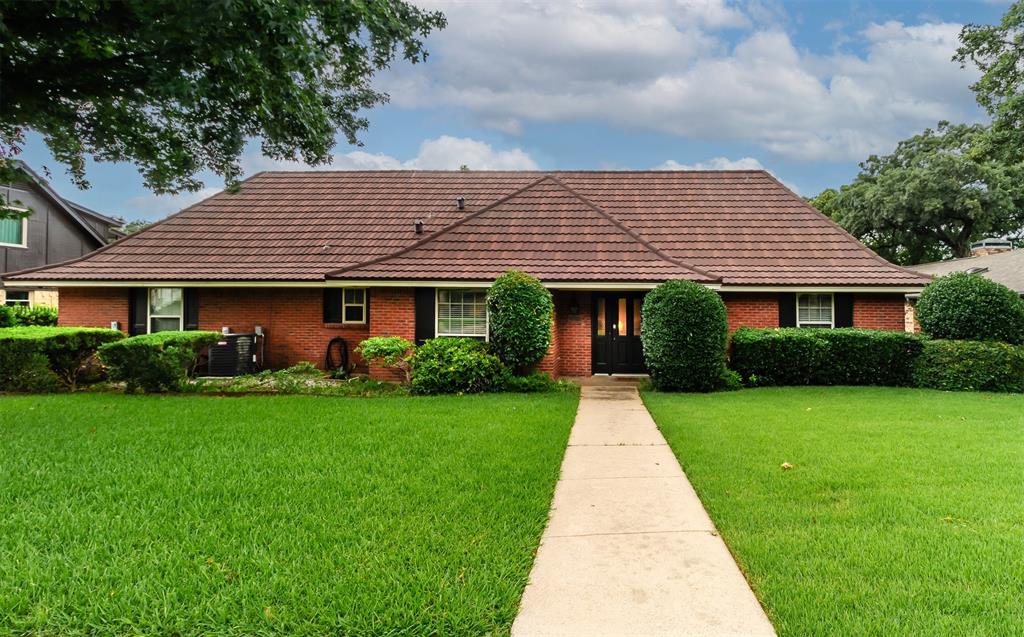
[592,293,646,374]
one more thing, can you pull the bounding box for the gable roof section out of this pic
[331,176,717,283]
[12,162,113,246]
[4,170,929,287]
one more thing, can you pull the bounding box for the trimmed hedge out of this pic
[916,272,1024,344]
[730,328,924,387]
[487,270,554,372]
[641,280,728,391]
[0,326,124,391]
[914,340,1024,393]
[12,305,58,326]
[99,331,220,393]
[409,337,505,395]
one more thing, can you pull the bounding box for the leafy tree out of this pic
[0,0,446,216]
[120,219,152,235]
[956,2,1024,158]
[807,188,840,219]
[832,122,1024,264]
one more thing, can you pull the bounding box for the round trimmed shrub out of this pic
[409,337,506,394]
[641,280,728,391]
[486,270,553,372]
[916,272,1024,344]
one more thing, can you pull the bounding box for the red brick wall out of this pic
[537,291,591,377]
[367,287,415,381]
[57,287,129,331]
[58,286,371,372]
[853,294,906,331]
[721,293,779,332]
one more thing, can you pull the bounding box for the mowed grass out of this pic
[0,392,578,636]
[642,387,1024,637]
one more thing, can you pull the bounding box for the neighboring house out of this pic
[1,162,123,308]
[912,245,1024,295]
[3,171,928,377]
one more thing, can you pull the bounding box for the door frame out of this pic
[591,291,647,375]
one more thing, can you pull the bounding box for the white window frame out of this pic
[436,288,489,340]
[342,288,368,324]
[4,290,30,307]
[797,293,835,328]
[147,287,184,333]
[0,212,28,249]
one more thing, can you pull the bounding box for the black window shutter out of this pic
[834,293,854,328]
[128,288,148,336]
[183,288,199,330]
[778,292,796,327]
[323,289,343,323]
[414,288,435,345]
[364,288,370,325]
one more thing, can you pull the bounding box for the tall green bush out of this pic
[916,272,1024,344]
[914,340,1024,393]
[0,326,124,391]
[99,331,220,393]
[0,305,14,328]
[486,270,553,372]
[641,280,728,392]
[409,337,505,394]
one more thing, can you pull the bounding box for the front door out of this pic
[592,293,646,374]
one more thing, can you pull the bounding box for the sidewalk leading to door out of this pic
[512,386,776,637]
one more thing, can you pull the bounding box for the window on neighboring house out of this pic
[437,289,488,338]
[149,288,183,333]
[343,288,367,324]
[797,293,834,328]
[0,215,27,248]
[4,290,29,306]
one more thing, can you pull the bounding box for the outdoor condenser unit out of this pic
[207,333,257,376]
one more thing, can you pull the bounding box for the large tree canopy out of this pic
[0,0,445,198]
[829,122,1024,265]
[956,1,1024,159]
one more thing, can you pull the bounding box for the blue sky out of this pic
[19,0,1009,221]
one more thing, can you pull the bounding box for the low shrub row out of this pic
[358,336,563,394]
[731,328,1024,393]
[0,327,124,392]
[0,304,58,328]
[731,328,924,387]
[99,331,221,393]
[914,339,1024,393]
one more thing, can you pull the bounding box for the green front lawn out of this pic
[0,392,578,636]
[643,387,1024,637]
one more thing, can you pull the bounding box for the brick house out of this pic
[2,171,928,378]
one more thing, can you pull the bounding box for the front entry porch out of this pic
[591,292,646,375]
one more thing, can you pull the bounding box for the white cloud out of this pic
[379,2,982,161]
[124,186,220,220]
[245,135,539,172]
[654,156,764,170]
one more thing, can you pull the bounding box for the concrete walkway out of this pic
[512,386,776,637]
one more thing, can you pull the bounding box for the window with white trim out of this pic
[343,288,367,324]
[437,289,488,338]
[0,214,27,248]
[4,290,29,306]
[148,288,183,333]
[797,293,834,328]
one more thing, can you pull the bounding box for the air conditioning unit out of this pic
[207,333,257,376]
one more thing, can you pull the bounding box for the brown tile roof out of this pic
[4,170,928,287]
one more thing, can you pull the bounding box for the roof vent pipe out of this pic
[456,196,465,210]
[414,219,423,235]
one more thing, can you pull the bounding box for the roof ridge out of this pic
[545,175,722,282]
[325,174,553,278]
[759,171,930,283]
